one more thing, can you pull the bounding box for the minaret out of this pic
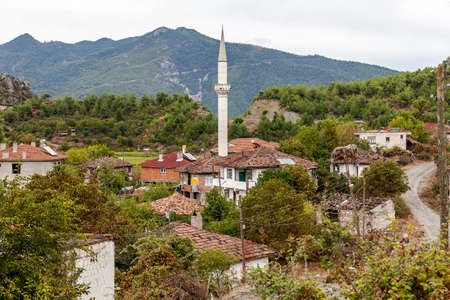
[215,26,231,157]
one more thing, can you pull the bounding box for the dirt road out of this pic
[402,161,444,240]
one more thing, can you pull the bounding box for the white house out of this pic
[75,234,115,300]
[0,142,66,180]
[169,222,276,282]
[354,128,411,151]
[330,144,384,177]
[212,146,318,202]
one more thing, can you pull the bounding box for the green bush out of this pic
[392,196,411,219]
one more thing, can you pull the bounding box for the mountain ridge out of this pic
[0,27,398,116]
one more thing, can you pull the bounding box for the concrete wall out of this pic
[330,163,369,177]
[229,257,269,282]
[76,240,115,300]
[357,132,408,150]
[0,161,60,180]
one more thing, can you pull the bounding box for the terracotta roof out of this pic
[0,144,67,162]
[211,138,279,153]
[424,122,450,133]
[139,152,195,168]
[213,147,318,170]
[148,192,204,215]
[169,222,276,261]
[175,152,221,174]
[330,144,384,164]
[325,193,388,211]
[82,156,133,169]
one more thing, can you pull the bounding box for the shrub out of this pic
[392,196,411,219]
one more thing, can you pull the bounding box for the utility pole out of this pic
[238,197,246,283]
[437,64,449,249]
[362,176,366,238]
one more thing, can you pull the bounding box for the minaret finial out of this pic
[218,26,227,62]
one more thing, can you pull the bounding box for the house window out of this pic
[367,136,376,144]
[400,135,403,139]
[227,168,233,179]
[205,175,213,186]
[12,163,21,174]
[386,137,390,142]
[160,168,166,174]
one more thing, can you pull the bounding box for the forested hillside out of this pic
[1,92,217,152]
[0,27,397,116]
[244,67,449,139]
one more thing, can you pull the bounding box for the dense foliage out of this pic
[1,92,217,152]
[254,67,450,128]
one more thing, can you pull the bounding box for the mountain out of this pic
[0,73,35,105]
[0,27,398,116]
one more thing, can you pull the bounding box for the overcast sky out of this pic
[2,0,449,71]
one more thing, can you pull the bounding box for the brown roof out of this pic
[169,222,276,261]
[0,144,67,162]
[330,144,384,164]
[325,193,388,211]
[175,152,221,174]
[82,156,133,169]
[148,192,204,215]
[211,138,279,153]
[213,147,318,170]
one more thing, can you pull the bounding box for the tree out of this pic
[66,147,90,165]
[194,250,238,297]
[0,177,87,298]
[202,188,239,236]
[229,117,251,139]
[242,178,316,251]
[355,160,409,198]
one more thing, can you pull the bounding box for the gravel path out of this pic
[402,161,443,240]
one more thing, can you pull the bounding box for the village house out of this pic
[166,222,276,282]
[330,144,384,177]
[75,234,115,300]
[139,148,196,183]
[325,193,395,234]
[175,152,220,203]
[211,137,279,154]
[81,156,133,175]
[212,146,318,202]
[0,142,66,180]
[424,122,450,141]
[146,192,204,219]
[354,128,411,151]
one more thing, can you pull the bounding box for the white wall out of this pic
[0,161,60,180]
[76,240,115,300]
[330,163,369,177]
[228,257,269,282]
[357,132,408,150]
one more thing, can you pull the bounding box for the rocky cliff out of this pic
[0,73,34,105]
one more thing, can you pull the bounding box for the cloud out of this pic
[0,0,449,71]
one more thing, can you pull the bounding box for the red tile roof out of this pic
[148,193,204,215]
[330,144,384,164]
[424,122,450,133]
[0,144,67,162]
[139,152,195,168]
[175,152,221,174]
[82,156,133,169]
[169,222,276,261]
[214,147,318,170]
[211,138,279,153]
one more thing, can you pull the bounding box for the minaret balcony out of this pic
[214,83,231,95]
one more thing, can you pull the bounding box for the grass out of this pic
[115,152,156,165]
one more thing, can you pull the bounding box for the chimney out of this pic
[158,153,163,162]
[0,143,5,150]
[40,139,46,147]
[182,145,186,154]
[31,142,36,147]
[12,143,17,153]
[2,152,9,159]
[176,151,183,162]
[22,151,27,160]
[191,212,203,230]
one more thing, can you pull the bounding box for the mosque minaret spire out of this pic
[215,26,231,157]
